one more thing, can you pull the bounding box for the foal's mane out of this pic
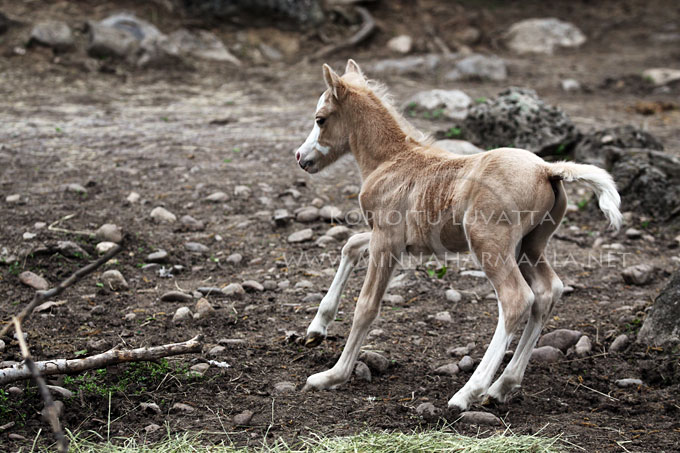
[344,73,434,147]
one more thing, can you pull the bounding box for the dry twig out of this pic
[311,6,376,59]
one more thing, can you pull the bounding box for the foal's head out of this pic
[295,59,365,174]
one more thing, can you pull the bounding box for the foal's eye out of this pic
[316,117,326,127]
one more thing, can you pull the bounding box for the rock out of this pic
[434,311,453,323]
[180,215,205,231]
[140,402,161,414]
[8,433,27,441]
[387,35,413,54]
[189,363,210,376]
[403,89,471,121]
[505,18,586,54]
[447,344,473,357]
[91,305,106,316]
[150,207,177,223]
[263,280,277,291]
[609,334,629,353]
[416,402,439,418]
[96,242,117,254]
[172,306,193,323]
[445,54,507,81]
[273,381,296,393]
[573,125,663,168]
[161,291,194,303]
[324,226,350,241]
[531,346,564,363]
[233,410,254,426]
[354,361,372,382]
[434,363,459,376]
[616,378,643,388]
[19,271,49,290]
[167,28,240,65]
[226,253,242,264]
[242,280,264,292]
[574,335,592,357]
[537,329,582,353]
[622,264,655,286]
[145,424,162,434]
[296,206,320,222]
[65,183,87,194]
[0,339,4,353]
[319,205,342,222]
[206,191,228,202]
[445,289,462,303]
[463,87,579,154]
[147,250,169,263]
[57,241,89,258]
[560,78,581,92]
[6,194,21,203]
[87,20,140,59]
[93,225,121,245]
[223,283,245,296]
[315,235,337,248]
[273,209,291,226]
[29,21,73,51]
[303,293,323,303]
[642,68,680,86]
[46,385,72,399]
[185,242,209,254]
[457,356,475,372]
[208,345,226,356]
[8,386,21,396]
[100,270,128,291]
[638,272,680,346]
[434,139,484,155]
[459,411,502,426]
[625,228,643,239]
[23,232,36,240]
[127,192,140,203]
[382,294,404,304]
[359,351,390,374]
[234,185,251,198]
[288,229,313,243]
[370,54,441,76]
[194,298,215,318]
[171,402,195,413]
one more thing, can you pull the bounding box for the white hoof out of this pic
[447,393,470,412]
[486,379,518,403]
[303,369,346,391]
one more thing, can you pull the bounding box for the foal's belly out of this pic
[404,218,469,256]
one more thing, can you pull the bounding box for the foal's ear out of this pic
[322,64,346,99]
[345,59,363,77]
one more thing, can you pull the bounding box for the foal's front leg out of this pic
[304,233,398,390]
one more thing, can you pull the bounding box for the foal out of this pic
[295,60,621,411]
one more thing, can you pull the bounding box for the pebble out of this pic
[416,402,439,418]
[172,306,193,323]
[6,194,21,203]
[315,235,336,247]
[367,328,384,339]
[359,351,390,374]
[124,313,136,322]
[326,225,351,240]
[147,250,168,263]
[226,253,242,264]
[457,356,475,372]
[8,386,22,396]
[574,335,592,357]
[273,381,296,393]
[171,403,195,413]
[434,311,453,323]
[233,410,254,426]
[609,334,629,353]
[278,280,291,290]
[34,222,46,229]
[205,191,228,202]
[8,433,27,441]
[354,361,372,382]
[127,191,140,203]
[387,34,413,54]
[263,280,277,291]
[383,294,404,304]
[194,298,215,318]
[642,67,680,86]
[0,339,4,353]
[91,305,106,315]
[616,378,643,388]
[145,424,162,434]
[100,270,128,291]
[445,289,462,303]
[319,205,342,222]
[288,229,313,243]
[537,329,582,353]
[22,232,36,240]
[459,411,501,426]
[625,228,643,239]
[46,385,72,399]
[189,363,210,376]
[242,280,264,292]
[234,185,252,198]
[19,271,49,290]
[447,345,472,357]
[273,209,292,227]
[95,224,123,243]
[531,346,564,363]
[223,283,245,296]
[57,240,88,258]
[96,241,117,254]
[185,242,209,254]
[622,264,655,285]
[65,183,87,194]
[140,402,161,414]
[208,345,226,356]
[560,78,581,91]
[460,270,486,278]
[434,363,459,376]
[150,207,177,223]
[180,215,205,231]
[303,292,323,303]
[296,206,320,223]
[160,291,193,303]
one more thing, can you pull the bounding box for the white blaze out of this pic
[298,93,330,158]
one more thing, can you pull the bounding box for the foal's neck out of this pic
[347,92,411,180]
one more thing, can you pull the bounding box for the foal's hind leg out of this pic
[448,227,534,411]
[306,232,371,346]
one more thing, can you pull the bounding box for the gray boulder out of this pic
[370,54,442,76]
[167,29,241,65]
[505,18,586,54]
[638,272,680,346]
[573,125,663,168]
[403,89,471,121]
[29,21,74,52]
[183,0,325,26]
[444,54,507,81]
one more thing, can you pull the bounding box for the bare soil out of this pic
[1,1,679,452]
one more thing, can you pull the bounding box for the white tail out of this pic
[548,161,623,230]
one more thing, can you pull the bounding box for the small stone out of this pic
[6,194,20,203]
[278,280,291,290]
[387,34,413,54]
[100,270,128,291]
[233,410,254,426]
[434,311,453,323]
[22,232,36,240]
[150,207,177,223]
[185,242,209,254]
[288,229,313,243]
[189,363,210,376]
[615,378,643,388]
[145,423,162,434]
[434,363,459,376]
[319,205,342,222]
[315,235,337,247]
[127,191,140,203]
[531,346,564,363]
[460,270,486,278]
[242,280,264,292]
[359,351,390,374]
[0,339,4,353]
[303,292,323,303]
[574,335,592,357]
[223,283,245,296]
[95,224,123,243]
[8,386,22,396]
[311,197,325,208]
[625,228,643,239]
[273,209,291,227]
[458,356,475,372]
[34,222,46,229]
[263,280,277,291]
[197,287,226,297]
[273,381,296,393]
[445,289,462,303]
[367,328,384,339]
[609,334,629,353]
[382,294,404,304]
[19,271,49,290]
[161,291,193,303]
[226,253,242,264]
[8,433,27,441]
[459,411,501,426]
[416,402,439,419]
[537,329,583,353]
[147,250,168,263]
[65,183,88,194]
[642,67,680,86]
[326,225,351,240]
[96,241,117,254]
[505,18,586,54]
[46,385,72,399]
[30,21,73,51]
[234,185,252,198]
[622,264,655,286]
[180,215,205,231]
[140,402,161,414]
[208,345,226,356]
[57,240,88,258]
[194,298,215,318]
[124,313,136,321]
[560,79,581,91]
[172,306,193,323]
[205,191,228,202]
[296,206,320,223]
[171,402,195,413]
[91,305,106,316]
[354,361,372,382]
[447,345,471,357]
[445,54,507,82]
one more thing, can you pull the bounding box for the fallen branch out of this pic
[0,335,203,386]
[48,213,94,236]
[13,317,68,453]
[0,242,124,337]
[311,6,376,59]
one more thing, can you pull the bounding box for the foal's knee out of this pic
[500,285,534,333]
[342,234,369,263]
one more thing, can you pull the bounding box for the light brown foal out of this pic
[295,60,621,411]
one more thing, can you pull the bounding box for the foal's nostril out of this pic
[296,151,301,162]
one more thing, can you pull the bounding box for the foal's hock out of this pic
[295,59,621,411]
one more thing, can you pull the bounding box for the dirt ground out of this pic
[1,1,679,452]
